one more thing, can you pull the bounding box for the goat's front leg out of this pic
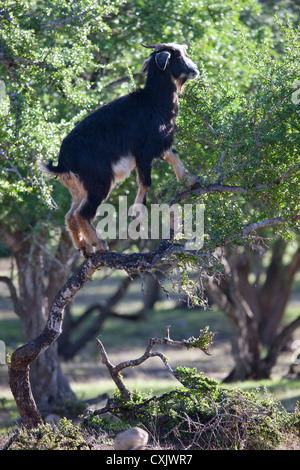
[162,148,198,188]
[131,165,151,217]
[134,163,151,206]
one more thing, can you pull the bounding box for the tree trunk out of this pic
[207,242,300,381]
[4,230,76,416]
[208,253,262,382]
[255,313,300,379]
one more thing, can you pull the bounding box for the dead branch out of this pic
[95,326,216,401]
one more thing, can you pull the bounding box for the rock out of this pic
[44,413,61,424]
[114,427,149,450]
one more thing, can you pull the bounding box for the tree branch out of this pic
[0,275,25,318]
[95,326,216,401]
[257,313,300,378]
[170,158,300,206]
[241,217,284,235]
[7,238,182,427]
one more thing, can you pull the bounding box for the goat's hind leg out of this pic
[59,173,94,256]
[74,197,108,257]
[65,200,94,256]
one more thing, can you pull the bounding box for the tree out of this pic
[0,0,275,414]
[9,15,300,425]
[2,1,300,427]
[0,0,123,414]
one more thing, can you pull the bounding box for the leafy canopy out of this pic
[172,17,300,250]
[0,0,122,230]
[1,1,299,254]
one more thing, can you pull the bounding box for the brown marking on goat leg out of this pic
[59,172,87,201]
[131,172,150,219]
[59,173,90,252]
[59,172,106,255]
[162,149,198,187]
[65,203,83,250]
[74,203,108,254]
[134,182,149,206]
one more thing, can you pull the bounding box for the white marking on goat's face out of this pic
[153,44,199,91]
[112,154,136,183]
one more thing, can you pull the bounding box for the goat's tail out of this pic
[39,159,66,175]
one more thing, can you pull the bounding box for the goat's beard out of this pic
[172,75,188,94]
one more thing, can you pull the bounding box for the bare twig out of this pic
[95,327,216,401]
[0,276,25,318]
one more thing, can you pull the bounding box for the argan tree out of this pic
[0,0,124,414]
[176,17,300,380]
[1,1,300,428]
[0,0,274,415]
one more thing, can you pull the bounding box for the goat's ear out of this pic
[141,58,150,75]
[155,51,171,71]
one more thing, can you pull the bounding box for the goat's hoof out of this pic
[80,245,94,258]
[185,175,200,189]
[82,250,93,259]
[94,240,109,253]
[95,245,109,254]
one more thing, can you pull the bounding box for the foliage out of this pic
[10,417,89,450]
[87,367,300,450]
[0,0,123,232]
[5,372,300,450]
[101,0,267,90]
[173,16,300,252]
[185,326,217,353]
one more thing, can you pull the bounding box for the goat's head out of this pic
[141,43,199,91]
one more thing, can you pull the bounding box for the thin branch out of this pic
[0,275,25,318]
[170,150,300,205]
[170,183,249,204]
[241,217,284,235]
[274,162,300,184]
[95,327,216,401]
[215,149,227,183]
[40,9,92,29]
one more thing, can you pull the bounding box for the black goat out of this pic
[42,43,199,256]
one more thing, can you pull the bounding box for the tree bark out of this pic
[8,239,175,428]
[255,313,300,379]
[3,230,76,415]
[207,241,300,381]
[207,254,262,382]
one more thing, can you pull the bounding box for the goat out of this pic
[42,43,199,257]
